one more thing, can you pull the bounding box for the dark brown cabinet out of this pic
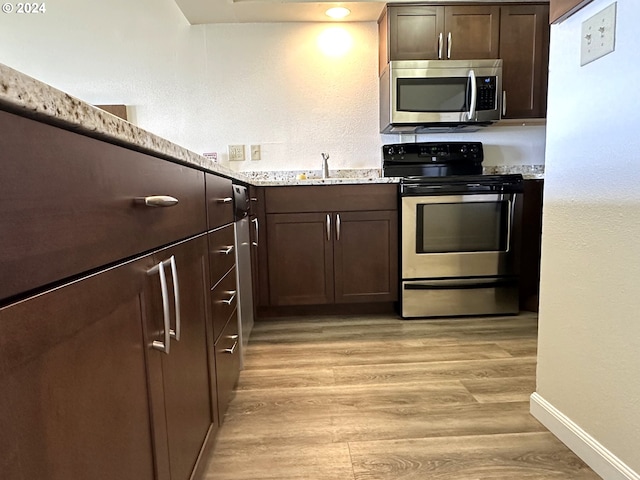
[0,109,236,480]
[550,0,593,23]
[380,5,499,66]
[379,3,550,119]
[519,179,544,312]
[205,176,241,424]
[0,109,206,303]
[214,308,241,419]
[267,212,335,305]
[333,210,398,304]
[0,256,157,480]
[500,5,550,118]
[264,185,398,308]
[145,236,213,480]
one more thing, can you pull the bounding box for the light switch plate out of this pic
[581,2,616,66]
[250,144,261,161]
[228,145,245,161]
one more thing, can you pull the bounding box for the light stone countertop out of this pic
[0,63,542,185]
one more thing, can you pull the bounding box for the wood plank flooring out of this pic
[203,313,601,479]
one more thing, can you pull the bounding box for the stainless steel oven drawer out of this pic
[401,278,518,318]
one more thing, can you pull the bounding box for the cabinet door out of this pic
[333,211,398,304]
[500,5,550,118]
[145,235,213,480]
[266,213,334,306]
[445,6,500,59]
[0,257,156,480]
[389,6,445,60]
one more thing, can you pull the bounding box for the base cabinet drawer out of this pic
[0,109,206,302]
[211,267,238,341]
[206,173,234,229]
[214,309,241,422]
[208,225,236,286]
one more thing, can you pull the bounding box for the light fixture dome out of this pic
[325,7,351,19]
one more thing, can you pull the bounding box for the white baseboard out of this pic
[530,392,639,480]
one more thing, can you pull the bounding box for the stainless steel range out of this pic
[383,142,523,318]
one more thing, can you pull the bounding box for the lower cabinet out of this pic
[0,234,213,480]
[145,235,213,480]
[266,210,398,306]
[0,255,157,480]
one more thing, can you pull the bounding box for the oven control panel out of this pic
[383,142,483,163]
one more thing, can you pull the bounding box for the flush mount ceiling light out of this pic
[325,7,351,19]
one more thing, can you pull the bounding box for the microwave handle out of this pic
[502,91,507,117]
[467,69,477,121]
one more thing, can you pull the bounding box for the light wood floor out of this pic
[204,313,601,479]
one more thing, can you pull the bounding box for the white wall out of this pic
[0,0,208,150]
[0,1,545,172]
[201,22,380,171]
[535,0,640,475]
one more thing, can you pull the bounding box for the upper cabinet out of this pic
[500,5,550,118]
[378,3,550,119]
[380,6,500,66]
[550,0,593,23]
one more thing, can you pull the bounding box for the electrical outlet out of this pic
[581,2,616,66]
[251,145,261,161]
[228,145,245,161]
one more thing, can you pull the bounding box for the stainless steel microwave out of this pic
[380,59,503,133]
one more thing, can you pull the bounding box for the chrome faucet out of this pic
[321,153,329,179]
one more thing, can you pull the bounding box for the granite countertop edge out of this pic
[0,63,544,186]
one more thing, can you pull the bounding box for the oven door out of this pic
[401,192,519,280]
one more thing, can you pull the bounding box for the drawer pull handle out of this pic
[252,218,259,247]
[227,334,239,340]
[222,290,237,305]
[143,195,179,207]
[223,341,238,355]
[218,197,233,204]
[218,245,234,255]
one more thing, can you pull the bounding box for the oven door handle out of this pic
[506,193,517,253]
[405,278,517,290]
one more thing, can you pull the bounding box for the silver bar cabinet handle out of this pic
[217,197,233,204]
[502,91,507,117]
[222,290,237,305]
[169,256,181,342]
[447,32,452,59]
[143,195,179,207]
[147,261,171,354]
[336,213,341,241]
[438,32,443,59]
[219,245,234,255]
[326,214,331,241]
[252,218,259,247]
[223,341,238,355]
